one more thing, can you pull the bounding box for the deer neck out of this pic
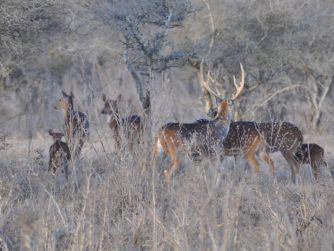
[213,112,231,126]
[211,113,232,139]
[54,139,63,144]
[64,107,74,125]
[108,114,120,130]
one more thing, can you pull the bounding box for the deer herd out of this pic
[48,65,328,185]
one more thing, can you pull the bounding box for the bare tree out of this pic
[0,0,74,87]
[94,0,194,117]
[301,61,333,130]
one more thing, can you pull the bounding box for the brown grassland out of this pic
[1,0,334,250]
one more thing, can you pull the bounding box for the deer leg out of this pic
[328,163,334,178]
[74,139,84,159]
[114,132,121,152]
[164,159,180,187]
[64,162,69,180]
[151,136,168,176]
[164,144,180,186]
[244,153,260,173]
[48,157,52,172]
[130,138,134,153]
[244,137,262,173]
[281,151,299,184]
[259,151,275,175]
[233,154,250,171]
[311,160,320,180]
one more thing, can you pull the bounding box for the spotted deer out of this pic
[294,143,328,179]
[256,122,303,182]
[196,63,303,183]
[54,91,89,159]
[154,63,245,185]
[101,94,143,152]
[201,116,303,183]
[48,129,71,179]
[221,121,274,173]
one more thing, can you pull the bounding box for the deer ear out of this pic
[116,94,122,103]
[48,129,53,136]
[62,90,68,97]
[102,94,107,102]
[207,108,217,119]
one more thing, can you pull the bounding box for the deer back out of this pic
[158,116,229,158]
[121,115,142,130]
[49,141,71,173]
[120,115,143,140]
[223,121,261,155]
[257,122,303,153]
[66,110,90,137]
[295,143,325,165]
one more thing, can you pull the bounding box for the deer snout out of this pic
[101,109,112,116]
[54,104,61,110]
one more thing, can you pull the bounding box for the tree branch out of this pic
[123,41,145,104]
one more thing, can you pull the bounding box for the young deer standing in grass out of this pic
[294,143,328,179]
[54,91,89,159]
[101,94,143,152]
[48,129,71,179]
[154,63,245,185]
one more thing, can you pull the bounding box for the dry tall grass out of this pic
[1,0,334,250]
[0,120,333,251]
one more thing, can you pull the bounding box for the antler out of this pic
[102,94,107,102]
[199,60,245,118]
[230,63,245,101]
[199,59,225,100]
[198,60,214,115]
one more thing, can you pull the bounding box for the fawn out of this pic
[54,91,89,159]
[295,143,327,180]
[101,94,143,152]
[48,129,71,179]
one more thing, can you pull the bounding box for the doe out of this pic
[101,94,143,152]
[54,91,89,159]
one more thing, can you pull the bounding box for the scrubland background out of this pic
[0,0,334,250]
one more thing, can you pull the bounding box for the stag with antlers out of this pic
[154,62,245,185]
[196,62,274,174]
[197,61,304,183]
